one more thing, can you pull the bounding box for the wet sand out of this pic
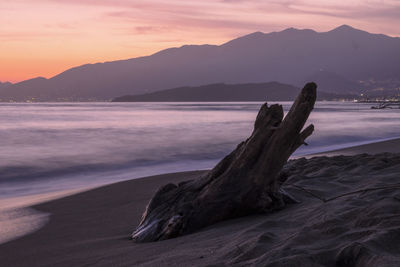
[0,139,399,266]
[309,137,400,157]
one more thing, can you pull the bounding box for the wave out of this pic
[1,101,399,200]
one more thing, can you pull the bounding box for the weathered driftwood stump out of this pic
[132,82,317,242]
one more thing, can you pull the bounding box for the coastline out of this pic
[0,138,399,266]
[306,137,400,157]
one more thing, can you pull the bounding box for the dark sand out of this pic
[309,138,400,157]
[1,140,400,266]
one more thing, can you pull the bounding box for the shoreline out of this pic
[306,137,400,157]
[0,138,399,266]
[4,136,400,205]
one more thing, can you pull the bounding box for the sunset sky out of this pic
[1,0,399,83]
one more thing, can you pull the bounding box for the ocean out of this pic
[1,101,400,200]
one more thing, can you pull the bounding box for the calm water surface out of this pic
[1,101,399,199]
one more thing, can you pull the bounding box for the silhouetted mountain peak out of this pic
[280,27,298,33]
[222,31,266,46]
[227,26,368,45]
[326,25,392,41]
[237,27,317,37]
[280,27,315,34]
[15,77,47,86]
[328,24,368,35]
[223,27,319,47]
[28,77,47,81]
[244,31,265,37]
[333,24,354,31]
[278,27,317,37]
[0,81,12,88]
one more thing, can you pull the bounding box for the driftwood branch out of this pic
[132,82,317,242]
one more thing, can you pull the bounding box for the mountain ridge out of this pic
[2,25,399,101]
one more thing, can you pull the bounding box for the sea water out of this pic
[1,101,399,200]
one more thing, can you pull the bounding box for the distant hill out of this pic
[2,25,399,101]
[0,81,12,90]
[112,82,356,102]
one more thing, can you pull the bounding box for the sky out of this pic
[1,0,400,83]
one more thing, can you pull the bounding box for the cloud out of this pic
[44,23,78,30]
[3,1,400,42]
[0,31,79,41]
[9,0,400,31]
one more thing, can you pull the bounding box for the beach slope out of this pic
[0,141,399,266]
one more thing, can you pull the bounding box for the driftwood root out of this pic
[132,82,317,242]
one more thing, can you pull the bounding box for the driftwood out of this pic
[132,82,317,242]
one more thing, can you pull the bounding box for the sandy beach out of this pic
[308,138,400,157]
[0,139,399,266]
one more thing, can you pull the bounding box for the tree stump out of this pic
[132,82,317,242]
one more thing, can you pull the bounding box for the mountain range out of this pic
[1,25,399,101]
